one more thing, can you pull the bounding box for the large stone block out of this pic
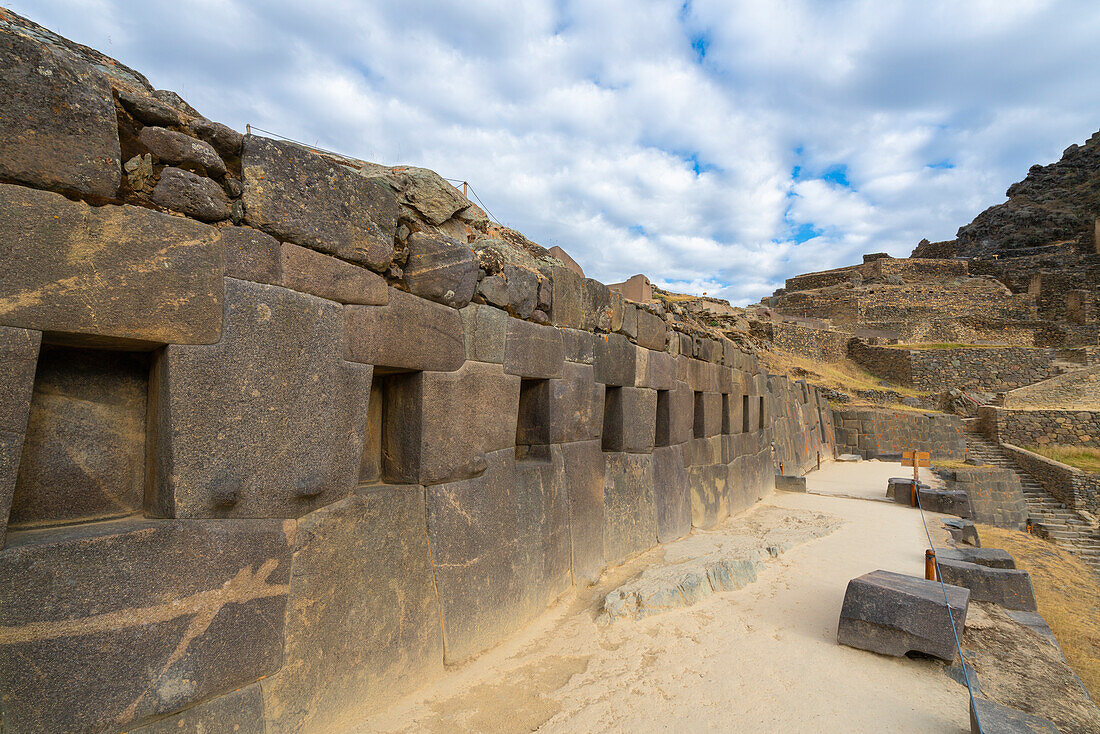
[562,327,596,364]
[137,126,226,178]
[581,278,612,332]
[603,452,658,565]
[837,569,969,661]
[151,166,230,222]
[504,317,564,379]
[602,386,656,453]
[969,698,1059,734]
[594,332,636,386]
[130,684,264,734]
[404,232,479,309]
[0,518,291,733]
[0,327,39,547]
[636,309,668,351]
[636,347,674,390]
[668,381,695,445]
[221,225,282,284]
[548,362,604,443]
[936,558,1037,611]
[653,444,691,543]
[281,242,388,305]
[0,185,224,345]
[0,23,120,198]
[10,346,147,531]
[387,361,520,486]
[345,288,465,372]
[689,461,729,529]
[460,302,507,363]
[154,279,370,518]
[262,486,443,734]
[561,440,606,584]
[514,448,572,617]
[693,391,724,438]
[427,449,523,663]
[242,135,398,271]
[547,264,583,328]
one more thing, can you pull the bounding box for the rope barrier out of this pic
[911,478,984,734]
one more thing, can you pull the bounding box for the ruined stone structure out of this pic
[0,12,834,733]
[979,406,1100,449]
[848,342,1059,393]
[832,408,966,460]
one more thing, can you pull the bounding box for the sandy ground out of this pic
[805,458,943,502]
[357,460,971,733]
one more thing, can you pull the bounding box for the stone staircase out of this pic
[965,433,1100,574]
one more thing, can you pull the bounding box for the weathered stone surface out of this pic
[937,547,1015,569]
[936,558,1038,611]
[345,288,464,372]
[636,347,673,390]
[0,327,39,546]
[548,362,604,443]
[653,444,691,543]
[497,264,539,319]
[775,475,807,491]
[131,684,264,734]
[943,518,982,547]
[594,332,636,386]
[460,302,507,363]
[388,361,520,486]
[0,24,121,198]
[404,232,478,309]
[504,317,564,379]
[668,381,695,445]
[281,242,388,305]
[152,166,230,222]
[221,225,282,284]
[427,449,524,663]
[837,569,969,661]
[262,486,443,734]
[388,166,469,225]
[155,279,370,518]
[636,309,668,350]
[693,391,724,438]
[138,126,226,177]
[603,452,658,565]
[609,290,625,332]
[117,87,180,127]
[10,346,147,531]
[0,518,291,733]
[581,278,613,332]
[0,184,224,345]
[562,327,596,364]
[970,698,1059,734]
[620,302,639,339]
[242,135,398,271]
[514,448,573,617]
[602,386,657,453]
[689,460,729,529]
[190,117,244,158]
[561,439,606,584]
[547,264,583,328]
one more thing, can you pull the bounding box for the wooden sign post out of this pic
[901,451,930,506]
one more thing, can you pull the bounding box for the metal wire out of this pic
[911,479,984,734]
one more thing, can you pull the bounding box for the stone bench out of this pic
[888,477,928,502]
[837,569,970,661]
[918,488,972,518]
[936,557,1037,612]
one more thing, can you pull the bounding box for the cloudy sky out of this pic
[16,1,1100,304]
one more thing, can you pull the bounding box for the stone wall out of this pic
[0,13,833,733]
[849,342,1058,392]
[999,443,1100,515]
[979,406,1100,448]
[832,408,966,460]
[933,466,1027,529]
[783,256,968,292]
[748,320,849,362]
[1001,365,1100,410]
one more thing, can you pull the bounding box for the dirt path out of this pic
[358,463,971,733]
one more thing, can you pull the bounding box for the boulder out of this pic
[937,547,1015,569]
[546,264,584,328]
[138,126,226,177]
[837,569,969,661]
[390,166,469,225]
[189,117,244,158]
[0,24,121,198]
[345,288,465,372]
[242,135,398,271]
[943,518,981,547]
[775,475,807,491]
[581,278,613,332]
[117,86,181,127]
[636,309,668,350]
[0,184,224,346]
[152,166,230,222]
[479,264,539,319]
[936,557,1038,611]
[404,232,479,309]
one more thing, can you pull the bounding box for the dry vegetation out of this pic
[883,343,1043,350]
[1025,445,1100,474]
[933,459,994,470]
[976,524,1100,700]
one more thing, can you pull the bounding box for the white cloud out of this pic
[11,0,1100,304]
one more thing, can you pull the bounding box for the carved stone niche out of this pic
[10,344,150,530]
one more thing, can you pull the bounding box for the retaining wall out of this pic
[849,342,1058,392]
[979,406,1100,448]
[999,443,1100,515]
[933,466,1028,529]
[832,408,966,460]
[748,320,849,362]
[0,13,832,733]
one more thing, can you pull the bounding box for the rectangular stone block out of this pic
[693,391,724,438]
[653,444,691,543]
[345,288,465,372]
[0,518,292,733]
[504,317,564,379]
[603,452,658,565]
[461,302,507,363]
[261,485,443,734]
[426,449,523,664]
[11,346,148,531]
[619,302,638,339]
[936,558,1037,611]
[0,185,224,346]
[514,448,572,618]
[547,264,583,328]
[669,381,695,445]
[602,386,656,453]
[154,279,371,518]
[561,439,606,584]
[0,326,39,546]
[594,332,636,386]
[636,309,667,351]
[581,278,612,332]
[548,362,604,443]
[562,327,596,364]
[689,461,729,529]
[221,225,282,284]
[280,242,389,304]
[636,347,673,390]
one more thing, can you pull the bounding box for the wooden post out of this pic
[925,549,937,581]
[462,181,468,199]
[817,451,821,471]
[246,123,251,135]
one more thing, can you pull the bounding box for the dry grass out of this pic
[933,458,994,469]
[881,342,1037,350]
[1025,445,1100,474]
[756,349,927,399]
[976,524,1100,700]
